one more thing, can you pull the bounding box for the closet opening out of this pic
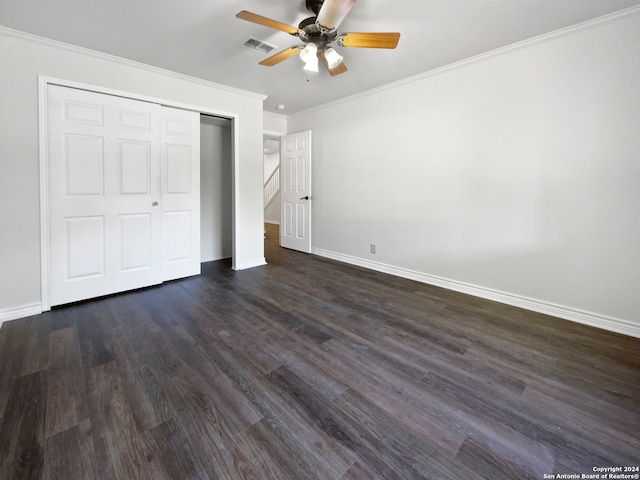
[200,115,233,264]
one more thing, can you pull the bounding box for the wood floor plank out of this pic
[242,418,335,480]
[522,379,640,439]
[289,336,468,456]
[77,311,115,369]
[177,405,266,480]
[0,316,50,382]
[110,335,176,433]
[521,381,640,458]
[44,419,96,480]
[159,325,264,433]
[383,332,528,396]
[45,327,88,438]
[147,418,209,480]
[420,370,610,474]
[202,340,355,478]
[268,364,477,480]
[339,461,383,480]
[338,388,480,480]
[302,320,555,473]
[280,349,349,400]
[87,361,169,480]
[0,372,47,480]
[455,436,536,480]
[126,362,176,433]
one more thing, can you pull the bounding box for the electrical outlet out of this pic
[370,244,376,254]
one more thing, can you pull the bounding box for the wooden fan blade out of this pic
[316,0,357,30]
[320,53,348,76]
[339,32,401,49]
[328,61,348,76]
[259,46,302,66]
[236,11,303,36]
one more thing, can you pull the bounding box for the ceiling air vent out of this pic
[242,37,277,55]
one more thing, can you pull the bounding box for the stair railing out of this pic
[264,165,280,209]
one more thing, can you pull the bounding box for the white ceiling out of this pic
[2,0,640,114]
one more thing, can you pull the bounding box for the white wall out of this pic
[0,27,266,322]
[288,11,640,336]
[263,112,287,136]
[201,116,233,262]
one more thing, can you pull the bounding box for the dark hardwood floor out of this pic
[1,223,639,479]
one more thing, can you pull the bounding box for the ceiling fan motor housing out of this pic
[298,10,337,48]
[305,0,324,16]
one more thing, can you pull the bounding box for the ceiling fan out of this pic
[236,0,400,76]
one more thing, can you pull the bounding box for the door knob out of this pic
[299,195,309,200]
[152,201,159,207]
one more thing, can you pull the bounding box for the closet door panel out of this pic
[47,85,162,306]
[160,107,201,281]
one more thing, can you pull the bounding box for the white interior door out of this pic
[47,85,163,306]
[280,131,312,253]
[47,86,201,306]
[160,107,201,281]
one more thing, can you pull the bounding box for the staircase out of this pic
[264,165,280,209]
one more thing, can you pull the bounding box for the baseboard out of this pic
[264,221,280,225]
[312,248,640,339]
[0,304,43,327]
[234,257,267,271]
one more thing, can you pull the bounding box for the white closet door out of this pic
[48,85,163,306]
[160,107,201,281]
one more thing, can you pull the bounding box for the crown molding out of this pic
[0,25,267,101]
[289,5,640,119]
[263,111,287,120]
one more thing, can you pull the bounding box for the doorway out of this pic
[200,115,233,262]
[280,131,312,253]
[263,136,281,226]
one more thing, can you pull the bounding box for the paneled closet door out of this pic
[47,85,164,306]
[160,107,201,281]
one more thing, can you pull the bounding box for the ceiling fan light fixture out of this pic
[302,55,320,72]
[300,42,319,72]
[299,42,317,63]
[324,47,343,69]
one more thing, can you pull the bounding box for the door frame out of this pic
[38,75,240,311]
